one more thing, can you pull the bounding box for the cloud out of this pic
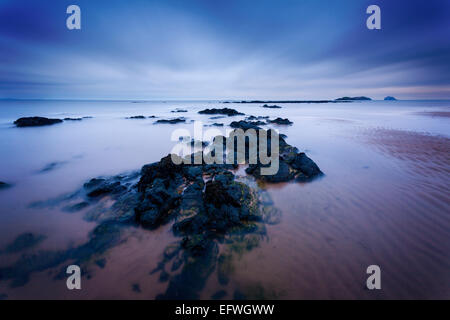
[0,0,449,99]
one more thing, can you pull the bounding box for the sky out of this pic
[0,0,449,100]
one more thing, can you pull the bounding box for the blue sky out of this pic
[0,0,449,100]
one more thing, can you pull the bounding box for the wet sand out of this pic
[0,100,449,299]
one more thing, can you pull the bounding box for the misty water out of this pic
[0,99,449,299]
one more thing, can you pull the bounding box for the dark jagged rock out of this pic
[198,108,244,116]
[335,96,371,101]
[230,120,263,130]
[2,233,46,254]
[84,179,126,198]
[155,118,186,124]
[63,117,83,121]
[127,115,146,119]
[384,96,397,101]
[267,117,293,125]
[261,104,282,109]
[246,115,269,121]
[14,117,63,127]
[171,109,188,113]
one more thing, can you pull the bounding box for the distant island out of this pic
[334,96,372,101]
[384,96,397,101]
[225,100,349,104]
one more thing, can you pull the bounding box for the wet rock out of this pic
[14,117,63,127]
[384,96,397,101]
[95,258,106,268]
[198,108,244,116]
[0,182,11,190]
[127,115,146,119]
[207,122,224,127]
[171,109,188,113]
[63,201,90,213]
[267,117,293,125]
[63,117,83,121]
[230,120,263,130]
[84,179,126,198]
[246,115,269,121]
[39,161,67,173]
[261,104,282,109]
[132,283,141,293]
[155,118,186,124]
[291,152,323,181]
[2,233,46,254]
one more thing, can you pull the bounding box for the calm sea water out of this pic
[0,99,449,299]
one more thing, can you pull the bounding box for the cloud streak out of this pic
[0,0,449,100]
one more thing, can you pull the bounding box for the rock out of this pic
[335,96,372,101]
[261,104,282,109]
[246,115,269,121]
[84,179,126,198]
[291,152,323,181]
[206,123,224,127]
[171,109,188,113]
[384,96,397,101]
[63,201,90,213]
[127,115,146,119]
[230,120,263,130]
[95,258,106,268]
[198,108,244,116]
[0,182,11,190]
[131,283,141,293]
[267,117,293,125]
[155,118,186,124]
[63,117,83,121]
[14,117,63,127]
[2,233,46,254]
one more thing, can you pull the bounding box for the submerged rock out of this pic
[2,233,46,254]
[84,178,126,198]
[198,108,244,116]
[0,182,11,190]
[14,117,63,127]
[384,96,397,101]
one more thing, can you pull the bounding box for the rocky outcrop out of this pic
[155,118,186,124]
[230,120,264,130]
[384,96,397,101]
[267,117,293,125]
[14,117,63,127]
[198,108,244,116]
